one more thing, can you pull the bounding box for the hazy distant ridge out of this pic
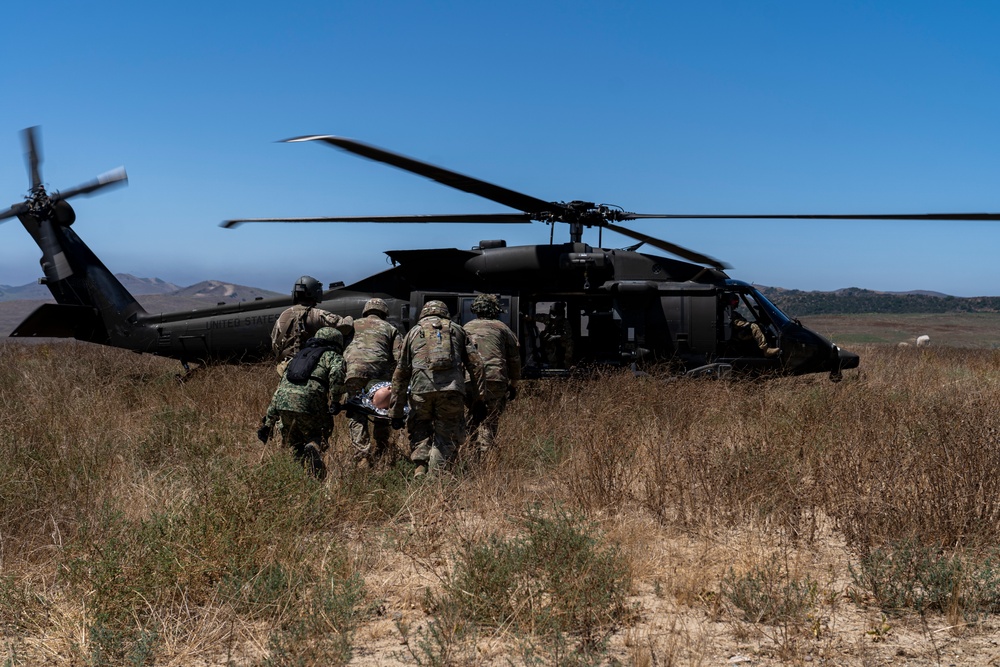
[0,275,281,303]
[759,286,1000,316]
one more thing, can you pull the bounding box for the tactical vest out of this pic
[285,305,314,358]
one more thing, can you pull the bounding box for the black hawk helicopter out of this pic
[4,127,995,379]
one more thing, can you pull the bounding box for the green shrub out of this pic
[721,556,817,625]
[849,540,1000,620]
[437,507,634,650]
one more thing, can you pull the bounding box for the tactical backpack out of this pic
[419,317,454,371]
[285,337,336,385]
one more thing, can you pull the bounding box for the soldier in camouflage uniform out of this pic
[389,300,485,477]
[271,275,353,376]
[463,294,520,458]
[261,327,346,479]
[343,297,402,468]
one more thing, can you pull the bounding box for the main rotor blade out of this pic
[284,135,559,215]
[51,167,128,201]
[221,213,533,229]
[621,212,1000,221]
[21,126,42,191]
[0,202,30,222]
[610,223,731,270]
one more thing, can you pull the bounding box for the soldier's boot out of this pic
[413,461,428,478]
[427,447,448,477]
[765,347,782,358]
[304,442,327,481]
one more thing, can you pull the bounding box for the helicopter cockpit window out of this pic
[748,289,792,328]
[721,291,780,357]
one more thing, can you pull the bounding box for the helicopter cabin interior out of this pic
[405,284,784,377]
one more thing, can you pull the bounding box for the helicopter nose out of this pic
[826,345,859,381]
[837,347,860,370]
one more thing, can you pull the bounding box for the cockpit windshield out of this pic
[749,289,792,328]
[723,280,793,329]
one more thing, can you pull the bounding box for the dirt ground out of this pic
[339,513,1000,666]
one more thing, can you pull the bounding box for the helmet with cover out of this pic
[470,293,502,318]
[363,297,389,318]
[313,326,344,353]
[420,299,450,319]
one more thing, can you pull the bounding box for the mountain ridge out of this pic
[0,274,282,303]
[756,286,1000,316]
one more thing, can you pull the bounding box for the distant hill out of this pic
[758,286,1000,316]
[0,277,283,337]
[0,274,181,302]
[174,280,282,303]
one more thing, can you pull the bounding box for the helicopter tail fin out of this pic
[10,219,148,345]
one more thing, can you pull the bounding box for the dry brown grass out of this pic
[4,341,1000,665]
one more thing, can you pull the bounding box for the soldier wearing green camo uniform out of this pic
[389,300,485,477]
[261,327,346,479]
[463,294,520,458]
[271,275,353,376]
[343,297,403,468]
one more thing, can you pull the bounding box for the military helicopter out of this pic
[4,128,996,380]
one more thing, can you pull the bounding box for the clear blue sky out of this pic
[3,1,1000,296]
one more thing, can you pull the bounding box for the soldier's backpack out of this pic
[285,337,337,385]
[419,317,454,371]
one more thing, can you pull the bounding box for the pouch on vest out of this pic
[420,319,454,371]
[286,306,313,358]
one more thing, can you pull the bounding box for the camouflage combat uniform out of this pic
[271,304,353,376]
[389,301,485,476]
[732,311,780,357]
[343,299,402,466]
[264,327,346,478]
[463,294,520,457]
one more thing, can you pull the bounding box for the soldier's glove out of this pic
[472,401,488,423]
[257,418,272,444]
[329,402,343,416]
[390,417,406,431]
[507,384,518,401]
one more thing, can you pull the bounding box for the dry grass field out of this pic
[3,340,1000,666]
[799,312,1000,349]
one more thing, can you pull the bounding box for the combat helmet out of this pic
[292,275,323,305]
[313,326,344,353]
[362,297,389,318]
[420,299,450,319]
[470,293,501,318]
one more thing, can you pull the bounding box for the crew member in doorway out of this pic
[726,294,780,358]
[525,302,573,368]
